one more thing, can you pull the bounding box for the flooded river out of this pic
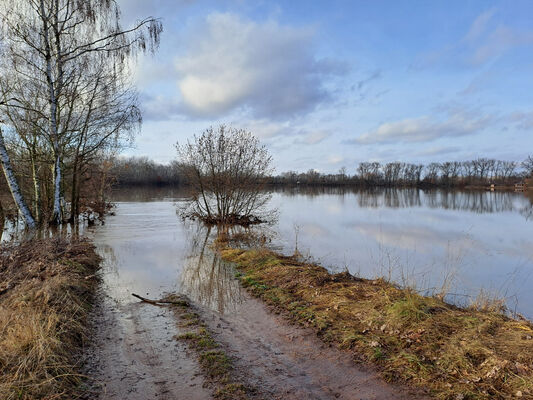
[79,186,533,398]
[95,186,533,320]
[84,186,438,399]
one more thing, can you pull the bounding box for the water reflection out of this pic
[178,225,245,314]
[88,187,533,320]
[273,186,532,215]
[0,217,90,243]
[87,200,244,315]
[269,188,533,319]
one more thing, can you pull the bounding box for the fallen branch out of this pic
[131,293,188,306]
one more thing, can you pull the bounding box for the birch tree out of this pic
[0,126,36,228]
[0,0,162,225]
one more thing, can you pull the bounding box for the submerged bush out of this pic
[176,125,274,226]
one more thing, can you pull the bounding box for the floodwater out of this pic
[101,186,533,319]
[270,187,533,319]
[83,187,430,399]
[81,185,533,398]
[83,200,212,400]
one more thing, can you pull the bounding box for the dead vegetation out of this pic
[0,238,101,400]
[220,246,533,400]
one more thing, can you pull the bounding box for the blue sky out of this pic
[117,0,533,173]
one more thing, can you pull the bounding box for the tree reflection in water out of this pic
[273,186,533,217]
[178,224,246,314]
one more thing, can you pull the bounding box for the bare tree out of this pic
[176,126,274,225]
[523,155,533,177]
[0,0,162,225]
[0,126,36,227]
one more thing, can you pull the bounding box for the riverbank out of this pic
[0,238,100,400]
[220,246,533,399]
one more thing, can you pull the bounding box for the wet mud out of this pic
[82,292,211,400]
[199,289,428,400]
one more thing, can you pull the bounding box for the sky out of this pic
[116,0,533,173]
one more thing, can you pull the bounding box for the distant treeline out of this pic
[110,156,533,188]
[273,158,533,188]
[110,157,183,186]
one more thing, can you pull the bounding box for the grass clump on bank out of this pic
[220,246,533,400]
[169,296,251,400]
[0,238,100,400]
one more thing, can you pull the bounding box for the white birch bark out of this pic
[0,128,36,229]
[40,0,62,224]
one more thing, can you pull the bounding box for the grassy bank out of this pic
[220,246,533,400]
[0,238,100,400]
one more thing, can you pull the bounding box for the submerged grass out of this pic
[220,246,533,400]
[169,296,251,400]
[0,238,101,400]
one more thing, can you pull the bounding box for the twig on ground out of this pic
[131,293,188,306]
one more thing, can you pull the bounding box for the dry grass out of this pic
[0,238,100,400]
[220,246,533,400]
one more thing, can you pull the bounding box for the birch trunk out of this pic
[0,129,36,229]
[31,154,41,222]
[40,0,62,224]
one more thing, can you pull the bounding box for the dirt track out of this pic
[83,292,211,400]
[84,288,428,400]
[199,290,428,400]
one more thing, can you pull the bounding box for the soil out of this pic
[84,288,428,400]
[82,291,211,400]
[200,290,428,400]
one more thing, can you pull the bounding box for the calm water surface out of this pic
[90,186,533,319]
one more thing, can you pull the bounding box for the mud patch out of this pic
[82,291,211,399]
[199,289,428,400]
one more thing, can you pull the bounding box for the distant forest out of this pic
[111,156,533,188]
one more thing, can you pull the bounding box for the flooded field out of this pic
[78,186,533,398]
[83,189,432,399]
[99,186,533,320]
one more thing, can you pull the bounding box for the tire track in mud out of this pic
[83,292,211,400]
[197,291,429,400]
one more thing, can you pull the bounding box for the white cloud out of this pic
[508,110,533,130]
[470,26,533,65]
[354,111,492,144]
[294,130,331,145]
[415,8,533,68]
[464,8,496,43]
[239,119,291,139]
[175,13,345,119]
[415,146,461,157]
[327,155,344,164]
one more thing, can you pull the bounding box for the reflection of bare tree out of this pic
[276,186,533,220]
[274,186,524,213]
[97,243,121,277]
[179,225,245,314]
[519,191,533,221]
[352,188,520,214]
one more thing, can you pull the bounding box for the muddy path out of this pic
[196,289,428,400]
[84,278,427,400]
[83,291,211,400]
[82,200,428,400]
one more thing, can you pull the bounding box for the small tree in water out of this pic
[176,125,273,225]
